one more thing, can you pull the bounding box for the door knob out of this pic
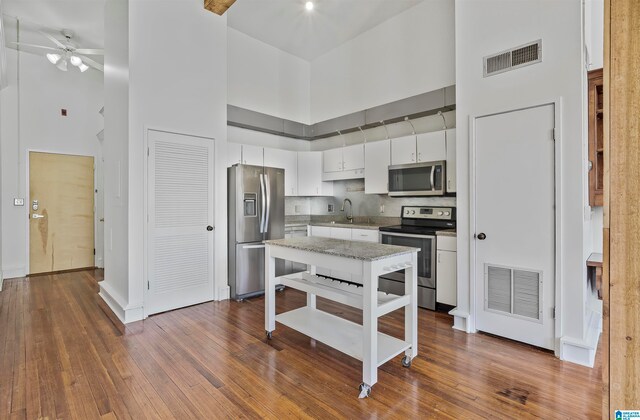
[206,225,214,231]
[477,233,486,240]
[32,214,45,219]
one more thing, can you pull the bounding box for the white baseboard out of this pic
[448,308,475,333]
[2,265,27,280]
[559,310,602,367]
[99,282,144,324]
[218,285,230,301]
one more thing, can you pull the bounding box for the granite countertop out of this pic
[265,237,418,261]
[436,229,457,237]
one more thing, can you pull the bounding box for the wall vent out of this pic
[483,40,542,77]
[485,264,543,322]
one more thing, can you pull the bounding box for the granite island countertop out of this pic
[308,221,390,230]
[265,237,418,261]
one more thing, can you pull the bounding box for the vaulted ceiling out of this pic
[227,0,423,61]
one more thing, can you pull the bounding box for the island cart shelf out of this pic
[264,236,419,398]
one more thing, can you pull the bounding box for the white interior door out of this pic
[147,130,215,315]
[474,104,556,350]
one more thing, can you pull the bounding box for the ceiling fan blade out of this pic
[10,42,59,52]
[38,30,66,48]
[78,55,104,72]
[74,48,104,56]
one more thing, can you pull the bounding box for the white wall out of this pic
[102,0,130,313]
[585,0,604,70]
[228,126,310,152]
[310,0,455,123]
[228,27,310,124]
[126,0,228,316]
[455,0,593,364]
[0,47,103,279]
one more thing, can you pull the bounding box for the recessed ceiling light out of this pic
[305,1,314,11]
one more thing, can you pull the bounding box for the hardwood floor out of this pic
[0,270,601,419]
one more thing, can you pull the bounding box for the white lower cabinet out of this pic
[436,236,457,306]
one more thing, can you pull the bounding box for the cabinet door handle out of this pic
[411,152,415,162]
[438,252,441,263]
[418,152,422,162]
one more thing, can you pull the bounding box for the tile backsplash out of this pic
[286,179,456,219]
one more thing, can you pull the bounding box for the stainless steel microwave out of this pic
[388,161,446,197]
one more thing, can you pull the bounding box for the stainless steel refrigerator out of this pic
[228,164,285,300]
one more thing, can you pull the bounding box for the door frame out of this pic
[142,126,216,319]
[25,149,97,275]
[469,99,563,356]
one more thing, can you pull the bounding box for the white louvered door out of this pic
[147,130,215,315]
[474,104,555,350]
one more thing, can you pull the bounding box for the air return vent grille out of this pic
[485,264,543,322]
[484,40,542,77]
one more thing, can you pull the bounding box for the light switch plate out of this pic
[14,198,24,206]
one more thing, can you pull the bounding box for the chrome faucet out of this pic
[341,198,353,223]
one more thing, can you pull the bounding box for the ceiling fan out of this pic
[11,29,103,73]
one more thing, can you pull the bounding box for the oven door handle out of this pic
[380,232,436,239]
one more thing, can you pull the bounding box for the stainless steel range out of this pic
[379,206,456,310]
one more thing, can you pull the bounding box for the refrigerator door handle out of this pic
[264,173,271,233]
[259,173,266,233]
[242,244,265,249]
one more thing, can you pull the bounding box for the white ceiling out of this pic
[1,0,105,60]
[228,0,423,61]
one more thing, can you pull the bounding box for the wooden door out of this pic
[474,104,556,350]
[147,130,215,315]
[29,152,95,274]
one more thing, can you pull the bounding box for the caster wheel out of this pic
[401,355,412,368]
[266,331,273,340]
[358,383,371,398]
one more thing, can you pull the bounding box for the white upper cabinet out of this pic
[242,145,264,166]
[227,142,242,167]
[365,140,390,194]
[342,144,365,171]
[264,148,298,196]
[322,144,365,181]
[416,130,446,162]
[445,129,456,193]
[390,135,417,165]
[322,148,344,173]
[297,151,334,196]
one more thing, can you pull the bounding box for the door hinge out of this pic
[552,128,557,141]
[147,147,150,157]
[147,281,150,290]
[93,248,96,255]
[552,307,556,319]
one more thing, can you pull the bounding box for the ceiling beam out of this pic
[204,0,236,16]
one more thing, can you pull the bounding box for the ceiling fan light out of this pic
[56,59,68,71]
[79,63,89,72]
[70,56,82,66]
[46,53,61,64]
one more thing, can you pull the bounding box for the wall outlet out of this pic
[14,198,24,206]
[328,204,334,213]
[294,205,302,214]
